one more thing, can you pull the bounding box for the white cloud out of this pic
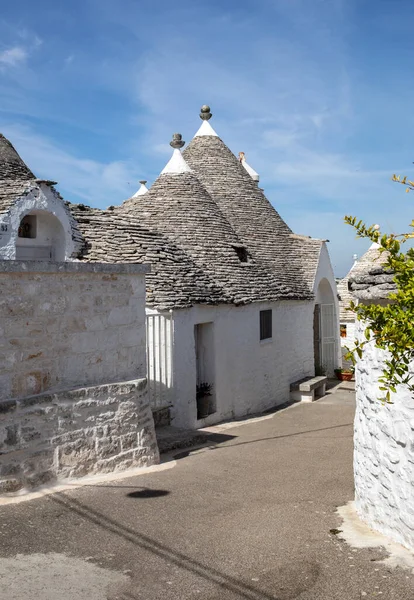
[0,46,27,68]
[0,124,142,207]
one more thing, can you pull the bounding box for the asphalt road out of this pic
[1,388,414,599]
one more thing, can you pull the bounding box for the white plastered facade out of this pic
[0,183,77,261]
[149,300,315,429]
[354,317,414,552]
[146,241,340,428]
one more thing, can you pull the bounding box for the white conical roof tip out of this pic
[161,134,192,175]
[132,180,149,197]
[238,151,259,182]
[370,224,381,249]
[194,104,218,138]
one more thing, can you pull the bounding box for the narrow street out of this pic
[1,388,413,599]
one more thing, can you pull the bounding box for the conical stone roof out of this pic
[0,133,35,180]
[122,144,304,303]
[183,128,314,297]
[338,243,389,316]
[0,133,37,216]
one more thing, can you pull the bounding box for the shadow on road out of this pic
[126,488,170,499]
[173,422,353,460]
[50,493,286,600]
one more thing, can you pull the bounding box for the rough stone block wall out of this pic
[0,261,158,492]
[354,319,414,551]
[0,262,148,400]
[0,379,159,492]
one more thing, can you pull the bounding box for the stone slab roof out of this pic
[0,134,35,180]
[69,204,226,310]
[0,125,325,309]
[122,167,311,304]
[289,235,323,291]
[349,266,396,301]
[339,245,391,311]
[0,179,33,215]
[183,133,315,299]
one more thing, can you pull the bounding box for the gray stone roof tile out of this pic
[0,134,35,180]
[0,179,32,215]
[68,204,225,309]
[339,245,390,309]
[122,167,311,303]
[183,133,315,298]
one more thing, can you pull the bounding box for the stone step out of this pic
[152,406,171,428]
[156,426,211,454]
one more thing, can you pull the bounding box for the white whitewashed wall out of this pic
[354,318,414,551]
[170,300,315,429]
[340,320,356,348]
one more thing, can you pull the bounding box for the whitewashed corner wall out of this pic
[354,318,414,551]
[170,300,315,429]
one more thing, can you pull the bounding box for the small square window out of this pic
[260,309,272,340]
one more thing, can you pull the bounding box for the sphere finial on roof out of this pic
[200,105,212,120]
[170,133,185,149]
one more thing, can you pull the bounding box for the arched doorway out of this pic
[314,278,338,376]
[15,210,67,261]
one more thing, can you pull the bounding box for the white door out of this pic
[320,303,337,376]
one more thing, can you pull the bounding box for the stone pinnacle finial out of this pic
[170,133,185,149]
[200,105,212,120]
[139,180,147,185]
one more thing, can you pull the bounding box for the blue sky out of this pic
[1,0,414,276]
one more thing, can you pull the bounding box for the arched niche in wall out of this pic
[15,210,67,261]
[315,277,335,305]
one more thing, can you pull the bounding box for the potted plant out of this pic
[196,382,213,419]
[334,367,354,381]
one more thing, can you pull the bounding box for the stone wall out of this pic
[0,379,158,492]
[0,261,148,400]
[354,318,414,551]
[0,261,159,492]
